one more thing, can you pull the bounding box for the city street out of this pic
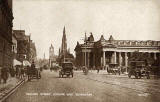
[4,70,160,102]
[1,0,160,102]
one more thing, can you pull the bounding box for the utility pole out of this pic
[84,32,87,67]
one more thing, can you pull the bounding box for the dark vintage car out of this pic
[128,61,150,79]
[59,62,73,78]
[107,63,120,75]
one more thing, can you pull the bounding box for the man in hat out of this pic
[30,61,36,80]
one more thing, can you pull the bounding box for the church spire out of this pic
[61,26,67,56]
[63,26,65,34]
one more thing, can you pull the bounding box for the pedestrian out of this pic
[27,65,31,81]
[97,66,100,73]
[20,66,25,79]
[15,65,19,78]
[1,67,8,84]
[30,61,36,79]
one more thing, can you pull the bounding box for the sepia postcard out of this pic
[0,0,160,102]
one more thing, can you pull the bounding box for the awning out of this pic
[23,60,31,66]
[13,59,22,66]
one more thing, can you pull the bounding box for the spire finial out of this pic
[84,31,87,42]
[63,26,65,34]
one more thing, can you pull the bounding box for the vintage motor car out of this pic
[59,62,73,78]
[128,61,150,79]
[107,63,120,75]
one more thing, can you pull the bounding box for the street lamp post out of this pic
[80,32,87,68]
[84,41,87,67]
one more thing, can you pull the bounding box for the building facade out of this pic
[75,33,160,70]
[29,40,37,62]
[49,44,57,67]
[0,0,13,73]
[13,30,29,62]
[13,30,36,64]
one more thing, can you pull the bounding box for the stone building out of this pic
[13,30,36,64]
[49,44,57,68]
[29,40,37,62]
[74,33,160,70]
[0,0,13,73]
[12,32,22,66]
[13,30,29,62]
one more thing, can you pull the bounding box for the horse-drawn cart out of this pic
[31,67,41,79]
[28,66,41,81]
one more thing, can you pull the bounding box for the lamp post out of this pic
[80,32,87,68]
[84,40,87,67]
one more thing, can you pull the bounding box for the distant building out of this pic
[12,32,18,58]
[13,30,29,62]
[13,30,37,63]
[75,33,160,70]
[49,44,57,68]
[29,40,37,62]
[58,26,74,64]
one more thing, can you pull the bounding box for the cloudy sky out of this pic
[13,0,160,59]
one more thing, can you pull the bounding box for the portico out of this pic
[74,34,160,71]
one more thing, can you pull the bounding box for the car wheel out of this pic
[135,73,139,79]
[146,73,150,79]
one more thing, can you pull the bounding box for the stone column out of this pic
[125,52,128,73]
[119,52,122,66]
[125,52,128,67]
[113,51,117,64]
[88,52,90,68]
[82,52,85,66]
[103,51,106,67]
[93,53,95,68]
[101,57,103,67]
[154,53,157,60]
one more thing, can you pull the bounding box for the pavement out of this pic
[0,77,25,102]
[3,70,160,102]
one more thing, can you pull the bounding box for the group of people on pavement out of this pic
[15,65,25,79]
[0,61,37,84]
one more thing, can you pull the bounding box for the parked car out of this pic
[128,61,150,79]
[59,62,73,78]
[107,63,120,75]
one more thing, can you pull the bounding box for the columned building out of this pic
[74,33,160,70]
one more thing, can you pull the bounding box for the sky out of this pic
[13,0,160,59]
